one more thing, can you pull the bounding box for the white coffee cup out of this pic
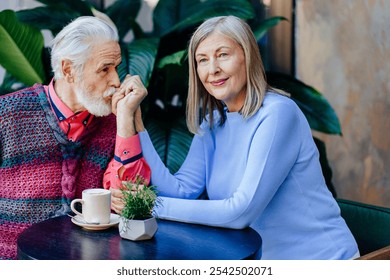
[70,189,111,224]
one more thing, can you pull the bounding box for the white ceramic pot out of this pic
[119,217,158,241]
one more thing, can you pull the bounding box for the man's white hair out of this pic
[50,16,119,80]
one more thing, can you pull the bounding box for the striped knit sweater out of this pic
[0,84,117,259]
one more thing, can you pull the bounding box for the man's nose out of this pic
[110,70,120,88]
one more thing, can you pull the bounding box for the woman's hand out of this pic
[134,106,145,132]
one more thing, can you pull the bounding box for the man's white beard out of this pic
[75,83,115,117]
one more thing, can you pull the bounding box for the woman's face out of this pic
[195,31,247,112]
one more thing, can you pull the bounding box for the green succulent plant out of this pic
[121,177,160,220]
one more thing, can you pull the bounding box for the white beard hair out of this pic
[75,84,115,117]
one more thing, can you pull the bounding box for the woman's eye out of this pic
[198,58,207,64]
[219,53,228,58]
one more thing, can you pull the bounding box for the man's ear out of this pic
[62,59,74,83]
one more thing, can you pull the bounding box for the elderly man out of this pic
[0,16,150,259]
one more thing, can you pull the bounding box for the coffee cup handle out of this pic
[70,199,84,217]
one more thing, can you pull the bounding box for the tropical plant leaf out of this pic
[166,117,193,173]
[252,16,287,41]
[153,0,201,36]
[145,113,193,174]
[145,117,167,163]
[157,50,187,69]
[153,0,255,36]
[105,0,141,40]
[313,137,337,197]
[16,6,81,35]
[127,20,145,40]
[0,10,45,85]
[34,0,93,16]
[267,72,342,135]
[0,72,26,95]
[148,63,188,110]
[120,38,159,87]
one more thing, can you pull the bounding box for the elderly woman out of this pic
[112,15,359,260]
[0,16,150,259]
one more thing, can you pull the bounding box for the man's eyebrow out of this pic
[98,62,115,67]
[97,60,121,69]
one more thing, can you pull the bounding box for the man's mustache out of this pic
[103,87,116,98]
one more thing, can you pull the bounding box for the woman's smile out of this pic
[210,78,229,86]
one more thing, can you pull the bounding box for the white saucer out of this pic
[71,213,120,230]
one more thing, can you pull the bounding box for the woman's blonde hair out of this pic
[187,15,280,134]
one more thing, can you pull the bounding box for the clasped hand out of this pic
[111,74,147,116]
[111,74,147,137]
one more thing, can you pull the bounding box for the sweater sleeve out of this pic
[138,130,207,199]
[140,101,303,229]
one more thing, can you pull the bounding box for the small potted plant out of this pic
[118,176,160,241]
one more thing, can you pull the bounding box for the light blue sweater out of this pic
[139,92,359,259]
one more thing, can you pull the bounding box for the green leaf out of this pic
[267,72,342,135]
[145,113,193,174]
[313,137,337,197]
[0,10,45,85]
[0,72,26,95]
[154,63,188,108]
[105,0,141,40]
[34,0,93,16]
[145,117,167,163]
[166,118,193,173]
[16,0,93,35]
[16,6,81,35]
[153,0,255,36]
[157,50,187,69]
[121,182,158,220]
[120,38,159,87]
[252,16,287,41]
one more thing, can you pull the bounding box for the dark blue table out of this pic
[17,215,261,260]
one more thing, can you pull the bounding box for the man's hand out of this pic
[112,74,147,137]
